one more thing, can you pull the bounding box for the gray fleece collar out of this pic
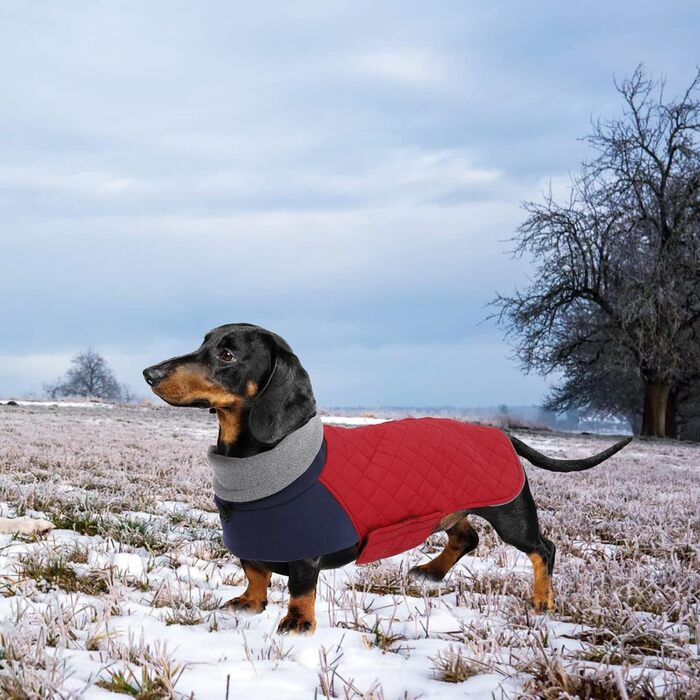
[207,415,324,503]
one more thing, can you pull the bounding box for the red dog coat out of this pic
[321,417,525,563]
[215,417,525,564]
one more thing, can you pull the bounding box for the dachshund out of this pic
[144,323,631,635]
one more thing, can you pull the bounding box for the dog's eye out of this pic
[218,349,236,362]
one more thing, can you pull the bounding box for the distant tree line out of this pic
[45,349,137,403]
[494,66,700,440]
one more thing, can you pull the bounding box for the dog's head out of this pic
[143,324,316,445]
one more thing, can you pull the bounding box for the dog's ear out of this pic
[248,337,316,445]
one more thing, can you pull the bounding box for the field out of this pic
[0,403,698,699]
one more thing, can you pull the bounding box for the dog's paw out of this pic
[407,564,446,583]
[532,595,556,613]
[224,595,267,615]
[276,613,316,636]
[5,518,55,537]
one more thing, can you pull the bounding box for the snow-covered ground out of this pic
[0,399,114,409]
[321,415,388,426]
[0,403,698,698]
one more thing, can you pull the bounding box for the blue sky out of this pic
[1,2,697,406]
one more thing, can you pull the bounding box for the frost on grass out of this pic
[0,404,698,698]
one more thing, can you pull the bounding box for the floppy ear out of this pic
[248,340,316,445]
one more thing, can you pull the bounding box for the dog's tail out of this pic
[507,434,632,472]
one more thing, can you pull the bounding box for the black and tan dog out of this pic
[144,323,630,635]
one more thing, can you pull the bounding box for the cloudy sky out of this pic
[1,2,697,407]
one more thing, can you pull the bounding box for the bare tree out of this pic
[119,383,138,404]
[494,67,700,437]
[45,350,125,401]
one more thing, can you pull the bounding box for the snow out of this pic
[111,552,146,578]
[321,415,388,426]
[0,399,113,408]
[0,403,697,698]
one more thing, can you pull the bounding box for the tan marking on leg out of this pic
[410,517,478,582]
[277,591,316,635]
[528,552,555,611]
[227,562,271,615]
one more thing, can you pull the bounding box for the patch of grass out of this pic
[98,639,187,698]
[670,544,697,564]
[151,582,220,613]
[0,670,63,700]
[520,647,660,699]
[85,626,115,652]
[48,505,104,536]
[0,580,18,598]
[447,619,534,650]
[107,518,171,555]
[0,629,69,698]
[221,571,244,586]
[17,552,79,591]
[96,664,184,699]
[44,504,171,554]
[17,552,111,595]
[193,532,228,560]
[361,621,407,653]
[198,590,222,611]
[350,567,457,598]
[162,607,204,626]
[569,627,693,664]
[432,646,492,683]
[462,570,529,598]
[151,586,179,609]
[168,509,208,528]
[575,645,640,666]
[65,543,89,564]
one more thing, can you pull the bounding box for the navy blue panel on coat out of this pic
[214,441,359,561]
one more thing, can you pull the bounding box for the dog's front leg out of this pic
[226,560,272,614]
[277,558,321,635]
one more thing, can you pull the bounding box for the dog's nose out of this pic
[143,366,168,387]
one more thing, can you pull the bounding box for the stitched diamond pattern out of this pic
[319,418,525,561]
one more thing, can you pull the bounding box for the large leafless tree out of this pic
[494,67,700,438]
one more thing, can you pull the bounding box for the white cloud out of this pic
[194,147,502,210]
[0,166,137,195]
[353,49,446,86]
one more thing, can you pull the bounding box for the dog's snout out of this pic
[143,366,168,387]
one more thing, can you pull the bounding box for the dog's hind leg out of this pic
[408,515,479,582]
[226,560,272,614]
[470,478,556,612]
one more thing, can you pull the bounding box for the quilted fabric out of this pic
[320,417,525,563]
